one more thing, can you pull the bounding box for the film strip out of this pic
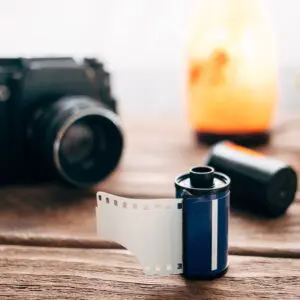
[96,166,230,279]
[96,192,183,275]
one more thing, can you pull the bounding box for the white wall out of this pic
[0,0,299,116]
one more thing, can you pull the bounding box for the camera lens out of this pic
[28,96,124,187]
[60,122,95,164]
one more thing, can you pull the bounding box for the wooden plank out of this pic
[0,118,300,256]
[0,246,299,300]
[0,191,299,257]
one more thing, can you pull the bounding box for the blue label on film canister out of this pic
[182,191,230,278]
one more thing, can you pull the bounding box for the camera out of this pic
[0,57,124,187]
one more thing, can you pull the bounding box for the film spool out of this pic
[175,166,230,278]
[96,165,230,279]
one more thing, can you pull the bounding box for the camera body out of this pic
[0,57,123,187]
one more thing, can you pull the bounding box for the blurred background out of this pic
[0,0,299,120]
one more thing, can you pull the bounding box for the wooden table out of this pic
[0,116,300,299]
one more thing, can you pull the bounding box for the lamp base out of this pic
[196,131,270,147]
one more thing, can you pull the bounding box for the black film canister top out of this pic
[205,141,298,217]
[189,166,215,188]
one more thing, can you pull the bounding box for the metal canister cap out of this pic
[175,166,230,196]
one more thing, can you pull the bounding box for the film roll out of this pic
[96,165,230,279]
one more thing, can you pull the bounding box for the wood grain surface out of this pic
[0,246,299,300]
[0,118,300,258]
[0,117,299,299]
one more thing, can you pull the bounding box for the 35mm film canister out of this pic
[96,165,230,279]
[205,141,298,217]
[175,166,230,279]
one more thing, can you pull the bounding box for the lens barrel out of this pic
[28,96,124,187]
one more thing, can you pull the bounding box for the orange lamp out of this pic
[187,0,278,146]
